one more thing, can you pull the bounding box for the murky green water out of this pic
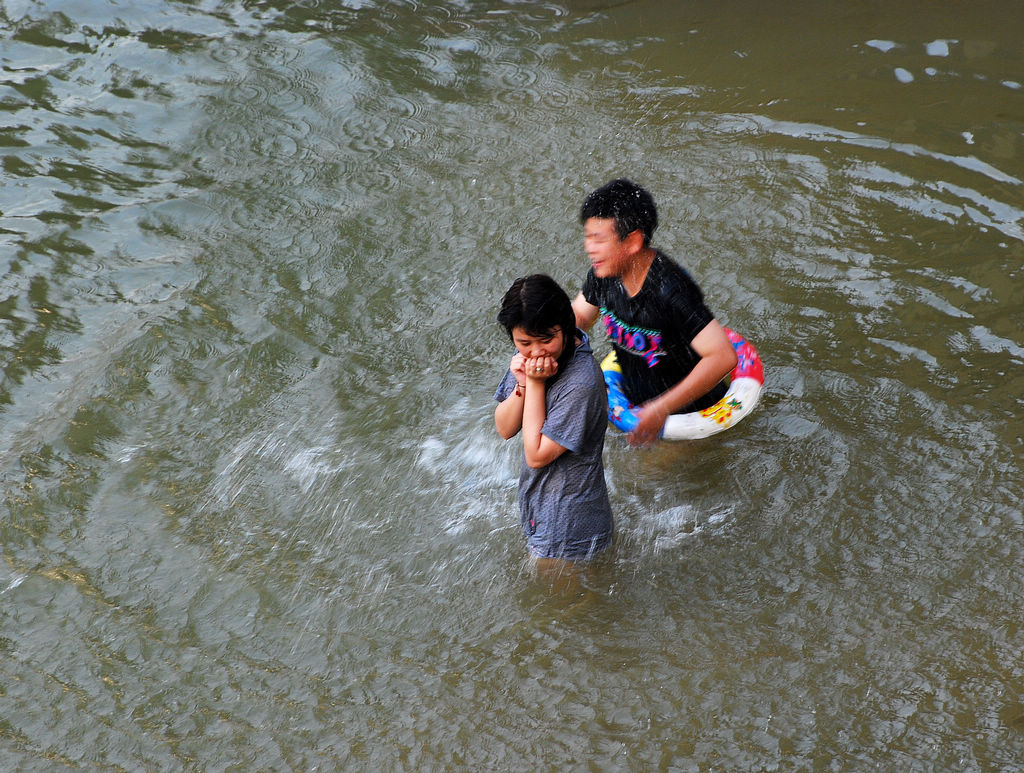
[2,1,1022,769]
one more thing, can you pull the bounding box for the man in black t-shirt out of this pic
[571,179,737,447]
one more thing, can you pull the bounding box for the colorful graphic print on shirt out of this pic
[600,307,666,367]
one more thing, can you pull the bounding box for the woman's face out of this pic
[511,325,565,361]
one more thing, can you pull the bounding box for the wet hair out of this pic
[497,274,577,370]
[579,178,658,247]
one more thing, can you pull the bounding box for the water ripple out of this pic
[748,115,1020,185]
[3,2,1024,770]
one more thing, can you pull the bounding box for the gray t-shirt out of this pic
[494,331,614,559]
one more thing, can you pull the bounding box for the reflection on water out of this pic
[1,0,1023,768]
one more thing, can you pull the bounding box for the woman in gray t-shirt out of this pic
[494,274,613,562]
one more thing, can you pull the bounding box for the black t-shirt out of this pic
[582,251,727,412]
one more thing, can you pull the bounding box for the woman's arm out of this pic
[494,380,525,439]
[520,355,568,469]
[495,353,528,438]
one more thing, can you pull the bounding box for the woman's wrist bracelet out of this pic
[514,382,525,396]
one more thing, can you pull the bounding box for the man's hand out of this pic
[628,400,669,447]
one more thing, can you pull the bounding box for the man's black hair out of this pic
[579,178,658,247]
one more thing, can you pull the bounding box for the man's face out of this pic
[583,217,634,278]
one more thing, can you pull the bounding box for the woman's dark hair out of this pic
[579,178,658,247]
[497,274,577,370]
